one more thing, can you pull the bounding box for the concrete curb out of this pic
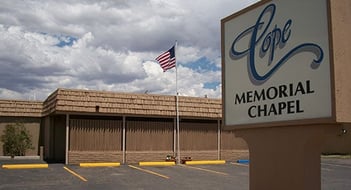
[2,164,48,169]
[185,160,226,165]
[139,161,175,166]
[79,162,121,167]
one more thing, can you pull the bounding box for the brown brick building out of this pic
[0,88,350,164]
[1,88,248,164]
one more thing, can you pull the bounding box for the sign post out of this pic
[221,0,351,189]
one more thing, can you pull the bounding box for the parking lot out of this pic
[0,158,350,190]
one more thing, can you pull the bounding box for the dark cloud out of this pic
[0,61,48,93]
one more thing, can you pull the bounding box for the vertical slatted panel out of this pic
[126,118,173,151]
[180,120,217,150]
[69,119,122,151]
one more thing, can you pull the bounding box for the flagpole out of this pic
[175,40,180,164]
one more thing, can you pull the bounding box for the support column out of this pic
[122,116,126,164]
[174,118,177,156]
[65,114,69,165]
[235,125,327,190]
[217,119,221,160]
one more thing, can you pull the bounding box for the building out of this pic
[0,88,248,164]
[0,88,350,164]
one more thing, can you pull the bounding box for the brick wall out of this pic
[126,151,174,163]
[221,150,249,162]
[180,150,219,160]
[68,151,123,165]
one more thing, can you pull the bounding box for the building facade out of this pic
[1,88,248,164]
[0,88,350,164]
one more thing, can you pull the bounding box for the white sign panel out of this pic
[222,0,332,127]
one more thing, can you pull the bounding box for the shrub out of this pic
[1,123,34,157]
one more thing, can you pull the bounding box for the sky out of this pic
[0,0,258,101]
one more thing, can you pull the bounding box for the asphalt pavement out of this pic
[0,158,350,190]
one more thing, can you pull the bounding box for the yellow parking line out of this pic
[63,166,88,182]
[139,161,175,166]
[128,165,170,179]
[179,164,229,176]
[80,162,120,167]
[185,160,226,165]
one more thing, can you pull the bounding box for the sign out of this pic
[222,0,332,128]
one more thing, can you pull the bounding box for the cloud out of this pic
[0,0,258,100]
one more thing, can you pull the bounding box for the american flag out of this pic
[155,45,176,72]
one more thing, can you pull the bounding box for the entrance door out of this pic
[53,115,66,163]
